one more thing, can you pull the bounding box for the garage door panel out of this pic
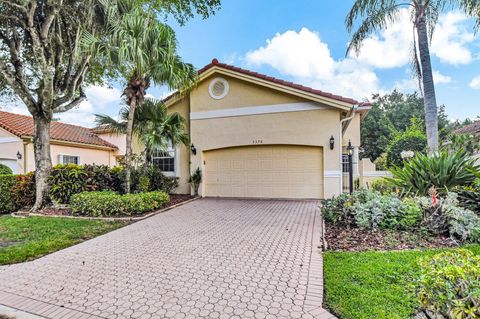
[205,145,323,199]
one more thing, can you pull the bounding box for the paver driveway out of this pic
[0,199,334,319]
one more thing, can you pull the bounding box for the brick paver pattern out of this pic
[0,199,333,319]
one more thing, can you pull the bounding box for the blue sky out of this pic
[4,1,480,126]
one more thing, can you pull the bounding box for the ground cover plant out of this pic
[0,216,127,265]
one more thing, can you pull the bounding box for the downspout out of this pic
[338,106,357,194]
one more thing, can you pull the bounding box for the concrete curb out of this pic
[11,197,200,222]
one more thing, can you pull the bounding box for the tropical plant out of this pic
[346,1,480,154]
[388,150,480,196]
[84,0,197,193]
[95,98,189,163]
[443,133,480,156]
[189,168,202,196]
[0,174,17,213]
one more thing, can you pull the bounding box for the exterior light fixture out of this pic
[191,144,197,156]
[329,136,335,150]
[16,151,22,160]
[347,140,354,194]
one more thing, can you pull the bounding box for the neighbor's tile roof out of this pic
[0,111,118,149]
[197,59,371,107]
[455,121,480,135]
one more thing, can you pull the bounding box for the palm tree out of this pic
[95,98,189,164]
[346,0,480,153]
[84,0,196,192]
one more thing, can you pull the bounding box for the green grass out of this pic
[0,216,127,265]
[324,245,480,319]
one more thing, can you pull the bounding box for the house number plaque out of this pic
[253,140,263,144]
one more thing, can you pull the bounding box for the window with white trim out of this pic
[59,155,80,165]
[342,154,350,173]
[152,144,175,173]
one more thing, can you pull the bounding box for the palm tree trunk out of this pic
[31,114,53,211]
[416,8,439,153]
[124,98,136,194]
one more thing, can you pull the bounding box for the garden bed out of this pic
[324,222,458,252]
[20,194,195,218]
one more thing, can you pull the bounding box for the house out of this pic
[164,59,371,199]
[0,111,141,174]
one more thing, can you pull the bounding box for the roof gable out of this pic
[0,111,118,149]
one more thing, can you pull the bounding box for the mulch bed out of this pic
[24,194,195,218]
[325,222,459,252]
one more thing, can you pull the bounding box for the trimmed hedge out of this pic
[70,191,169,217]
[0,164,13,175]
[0,174,17,213]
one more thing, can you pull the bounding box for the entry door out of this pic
[204,145,323,199]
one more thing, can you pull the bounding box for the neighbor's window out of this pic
[342,154,350,173]
[152,145,175,172]
[59,155,80,165]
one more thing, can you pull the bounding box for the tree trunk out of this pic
[416,10,439,153]
[31,114,52,212]
[124,99,136,194]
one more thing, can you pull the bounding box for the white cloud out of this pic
[433,70,451,84]
[469,75,480,89]
[245,28,378,100]
[431,12,475,65]
[352,9,412,69]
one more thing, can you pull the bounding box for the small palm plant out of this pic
[188,168,202,196]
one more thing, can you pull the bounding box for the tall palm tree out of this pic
[95,98,189,163]
[346,0,480,153]
[84,0,196,192]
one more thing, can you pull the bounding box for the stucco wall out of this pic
[24,142,115,172]
[191,74,307,112]
[167,97,191,194]
[0,127,24,173]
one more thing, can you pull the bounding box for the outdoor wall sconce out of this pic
[16,151,22,160]
[329,136,335,150]
[191,144,197,156]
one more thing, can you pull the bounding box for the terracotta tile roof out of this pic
[197,59,371,107]
[455,121,480,135]
[0,111,118,149]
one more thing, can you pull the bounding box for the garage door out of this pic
[204,145,323,199]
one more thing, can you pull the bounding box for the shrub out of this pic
[189,168,202,195]
[454,185,480,212]
[11,173,35,208]
[388,149,480,196]
[0,174,17,213]
[84,164,123,192]
[130,166,179,194]
[386,122,427,167]
[369,178,397,194]
[70,191,170,217]
[444,193,480,243]
[49,164,91,204]
[416,249,480,318]
[321,188,422,230]
[0,164,13,175]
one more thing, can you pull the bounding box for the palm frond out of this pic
[94,114,127,134]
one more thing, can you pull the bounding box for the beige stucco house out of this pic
[165,59,371,199]
[0,59,375,199]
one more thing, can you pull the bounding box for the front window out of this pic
[60,155,80,165]
[342,154,350,173]
[152,145,175,173]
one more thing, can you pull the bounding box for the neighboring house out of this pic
[0,111,128,174]
[455,121,480,161]
[165,59,372,199]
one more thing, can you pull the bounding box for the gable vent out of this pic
[209,77,229,100]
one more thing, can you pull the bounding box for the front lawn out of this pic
[323,245,480,319]
[0,216,127,265]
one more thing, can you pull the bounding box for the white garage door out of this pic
[204,145,323,199]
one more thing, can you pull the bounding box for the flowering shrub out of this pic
[416,249,480,318]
